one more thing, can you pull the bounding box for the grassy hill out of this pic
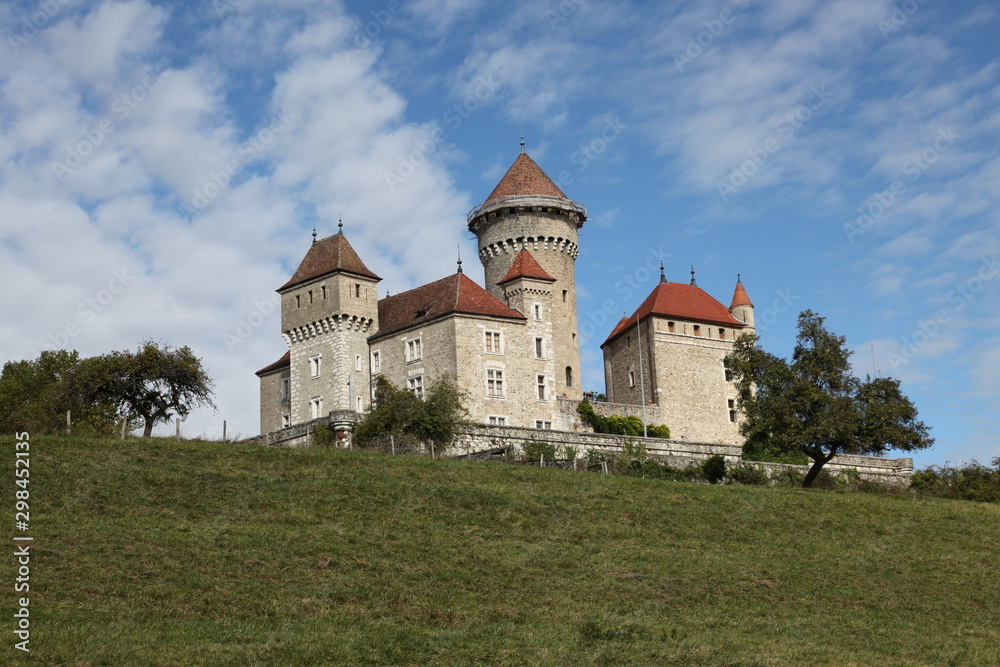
[5,434,1000,665]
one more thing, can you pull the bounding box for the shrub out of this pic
[522,440,557,462]
[727,462,770,486]
[576,399,670,438]
[563,445,578,460]
[911,460,1000,503]
[701,455,727,484]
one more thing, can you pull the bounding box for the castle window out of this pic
[725,366,733,382]
[728,399,737,423]
[629,370,635,388]
[488,415,507,426]
[406,338,422,363]
[533,303,542,320]
[407,376,424,399]
[310,396,323,419]
[357,396,363,412]
[485,331,503,353]
[693,325,701,337]
[296,294,301,308]
[309,290,313,303]
[309,355,322,378]
[535,337,544,359]
[565,366,573,388]
[537,375,547,401]
[280,378,290,402]
[668,321,675,333]
[281,414,290,428]
[355,355,362,372]
[719,328,726,340]
[371,351,381,374]
[535,420,552,430]
[562,289,568,302]
[487,369,505,397]
[355,284,361,298]
[322,286,327,299]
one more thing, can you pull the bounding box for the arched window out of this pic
[565,366,573,387]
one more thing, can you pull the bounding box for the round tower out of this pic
[467,146,586,400]
[729,275,755,336]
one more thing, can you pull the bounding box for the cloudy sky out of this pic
[1,0,997,468]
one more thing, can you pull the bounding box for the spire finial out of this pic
[520,127,525,154]
[338,216,343,235]
[690,265,698,287]
[457,244,463,274]
[660,262,667,283]
[311,224,317,244]
[737,273,742,284]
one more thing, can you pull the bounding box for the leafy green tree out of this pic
[724,310,933,487]
[71,342,215,437]
[355,376,468,453]
[0,350,124,434]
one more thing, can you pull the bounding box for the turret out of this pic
[729,275,755,335]
[467,145,586,399]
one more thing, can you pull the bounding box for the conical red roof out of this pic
[374,272,526,339]
[602,281,746,347]
[498,249,555,285]
[485,152,568,202]
[279,232,380,291]
[730,278,753,308]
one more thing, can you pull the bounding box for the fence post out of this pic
[540,452,544,468]
[222,420,227,443]
[120,418,126,440]
[390,434,395,455]
[176,418,181,441]
[431,442,435,459]
[66,410,71,435]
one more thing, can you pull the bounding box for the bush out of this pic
[576,400,670,438]
[911,460,1000,503]
[726,462,770,486]
[701,455,727,484]
[522,440,557,462]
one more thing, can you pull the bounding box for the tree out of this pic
[71,342,216,437]
[724,310,933,487]
[355,376,468,453]
[0,350,125,434]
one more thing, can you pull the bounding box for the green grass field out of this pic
[4,434,999,665]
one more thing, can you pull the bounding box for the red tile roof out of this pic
[255,350,290,377]
[279,232,380,292]
[374,272,526,339]
[602,281,746,347]
[730,278,753,308]
[485,152,568,202]
[498,249,555,285]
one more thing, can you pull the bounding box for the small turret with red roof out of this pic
[729,274,755,334]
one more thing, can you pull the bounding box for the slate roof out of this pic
[374,272,526,340]
[485,152,569,202]
[279,233,380,292]
[256,350,290,377]
[602,281,746,347]
[498,249,556,284]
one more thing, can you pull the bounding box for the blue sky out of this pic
[1,0,997,468]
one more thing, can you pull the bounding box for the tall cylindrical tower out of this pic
[467,148,586,400]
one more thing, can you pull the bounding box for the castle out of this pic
[256,146,755,445]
